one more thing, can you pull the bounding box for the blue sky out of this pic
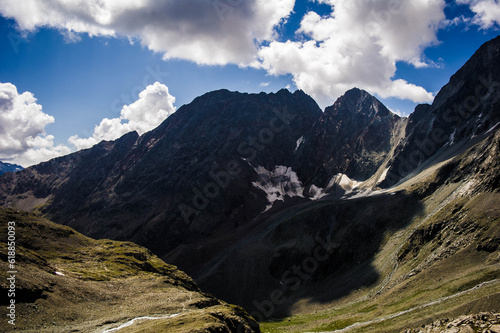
[0,0,499,166]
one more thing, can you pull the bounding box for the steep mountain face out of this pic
[200,127,500,321]
[379,35,500,188]
[0,208,260,332]
[294,88,403,187]
[0,89,322,258]
[0,161,23,176]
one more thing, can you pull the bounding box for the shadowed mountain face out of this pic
[294,87,402,186]
[0,89,322,257]
[0,36,499,328]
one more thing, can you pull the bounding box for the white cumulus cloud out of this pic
[2,0,495,112]
[0,0,295,66]
[258,0,445,107]
[0,82,71,167]
[457,0,500,29]
[69,82,176,150]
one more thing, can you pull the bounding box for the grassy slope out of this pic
[0,208,259,333]
[260,133,500,332]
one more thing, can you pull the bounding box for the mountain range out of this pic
[0,161,23,176]
[1,36,499,332]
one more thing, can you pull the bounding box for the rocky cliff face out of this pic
[294,87,402,187]
[380,35,500,187]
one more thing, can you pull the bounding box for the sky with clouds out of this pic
[0,0,499,167]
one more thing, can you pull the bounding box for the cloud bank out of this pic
[0,83,71,167]
[259,0,446,106]
[0,82,176,166]
[0,0,455,105]
[457,0,500,29]
[0,0,295,66]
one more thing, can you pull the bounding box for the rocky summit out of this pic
[379,35,500,188]
[1,36,499,332]
[294,87,403,186]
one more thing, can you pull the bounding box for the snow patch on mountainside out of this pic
[306,184,324,200]
[326,173,361,192]
[307,173,362,200]
[345,189,391,200]
[252,166,304,210]
[252,166,363,209]
[487,122,500,134]
[448,129,457,145]
[377,167,390,184]
[295,136,305,152]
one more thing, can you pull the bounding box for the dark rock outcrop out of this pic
[294,87,402,186]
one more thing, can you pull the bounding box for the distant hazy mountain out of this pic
[0,161,23,176]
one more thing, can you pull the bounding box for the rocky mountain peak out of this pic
[294,88,401,185]
[0,88,323,260]
[326,87,393,119]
